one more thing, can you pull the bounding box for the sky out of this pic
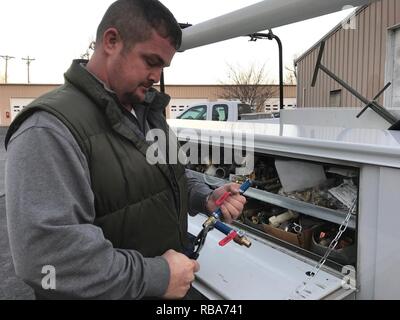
[0,0,355,85]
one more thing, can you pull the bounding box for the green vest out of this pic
[5,60,190,257]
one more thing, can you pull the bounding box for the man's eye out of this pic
[146,59,158,67]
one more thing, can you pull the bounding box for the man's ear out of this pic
[102,28,122,55]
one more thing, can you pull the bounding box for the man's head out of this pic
[88,0,182,106]
[96,0,182,51]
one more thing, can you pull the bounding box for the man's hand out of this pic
[205,183,247,224]
[162,250,200,299]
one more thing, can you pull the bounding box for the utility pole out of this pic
[0,55,15,83]
[22,56,35,83]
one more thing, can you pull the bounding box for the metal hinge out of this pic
[341,265,356,290]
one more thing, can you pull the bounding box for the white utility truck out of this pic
[176,101,278,122]
[168,0,400,300]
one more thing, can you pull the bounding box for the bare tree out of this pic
[220,64,274,112]
[81,41,96,60]
[285,55,298,85]
[285,67,296,85]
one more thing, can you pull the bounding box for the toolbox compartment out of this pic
[169,119,400,300]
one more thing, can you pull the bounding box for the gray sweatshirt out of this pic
[5,110,211,299]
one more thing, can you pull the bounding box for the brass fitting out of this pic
[234,236,252,248]
[203,216,217,228]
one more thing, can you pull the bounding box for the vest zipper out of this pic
[168,165,181,219]
[168,165,187,251]
[125,104,185,247]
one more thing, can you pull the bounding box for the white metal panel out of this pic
[180,0,373,51]
[280,108,400,129]
[356,165,400,300]
[374,167,400,299]
[168,119,400,168]
[357,165,380,299]
[189,214,346,300]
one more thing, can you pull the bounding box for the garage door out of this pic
[9,98,34,121]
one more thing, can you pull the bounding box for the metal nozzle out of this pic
[234,236,252,248]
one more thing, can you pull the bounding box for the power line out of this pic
[0,55,15,83]
[21,56,35,84]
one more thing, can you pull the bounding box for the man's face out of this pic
[107,30,176,106]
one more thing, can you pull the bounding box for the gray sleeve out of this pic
[5,112,170,299]
[185,169,213,216]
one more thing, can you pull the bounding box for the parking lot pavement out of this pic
[0,127,34,300]
[0,197,34,300]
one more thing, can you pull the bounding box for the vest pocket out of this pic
[94,191,183,257]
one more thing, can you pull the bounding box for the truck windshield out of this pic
[177,105,207,120]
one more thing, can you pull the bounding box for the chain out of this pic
[294,200,357,298]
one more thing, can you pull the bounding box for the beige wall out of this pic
[0,84,60,125]
[296,0,400,108]
[0,84,296,125]
[155,84,297,100]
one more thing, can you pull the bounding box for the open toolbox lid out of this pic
[188,214,355,300]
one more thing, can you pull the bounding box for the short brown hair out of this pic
[96,0,182,50]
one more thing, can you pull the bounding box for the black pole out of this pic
[160,22,191,118]
[272,35,284,110]
[248,31,284,110]
[161,23,191,95]
[160,71,165,94]
[160,71,166,118]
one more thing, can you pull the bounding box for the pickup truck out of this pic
[176,101,278,122]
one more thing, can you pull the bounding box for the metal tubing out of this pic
[357,82,392,118]
[180,0,373,51]
[248,32,284,109]
[312,41,396,125]
[311,41,326,87]
[319,65,397,124]
[274,35,284,110]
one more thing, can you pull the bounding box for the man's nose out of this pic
[149,68,163,84]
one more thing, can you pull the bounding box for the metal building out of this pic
[295,0,400,109]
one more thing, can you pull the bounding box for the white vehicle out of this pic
[176,101,278,122]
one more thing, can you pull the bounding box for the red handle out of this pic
[219,231,238,247]
[215,192,231,206]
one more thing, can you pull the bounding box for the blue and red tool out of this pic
[188,179,252,260]
[211,179,252,247]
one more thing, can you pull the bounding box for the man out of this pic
[5,0,246,299]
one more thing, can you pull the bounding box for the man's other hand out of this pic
[162,250,200,299]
